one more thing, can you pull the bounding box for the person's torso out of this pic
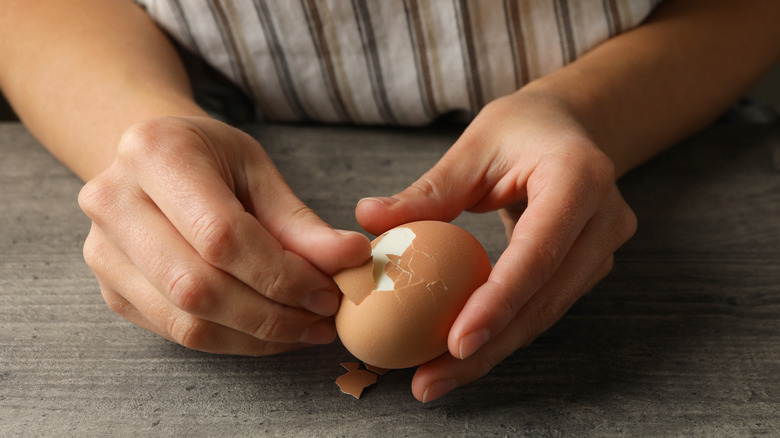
[136,0,659,125]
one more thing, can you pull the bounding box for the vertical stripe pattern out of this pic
[504,0,530,90]
[169,0,200,52]
[301,0,351,122]
[135,0,661,125]
[252,0,311,119]
[405,0,439,119]
[603,0,624,37]
[454,0,485,112]
[351,0,398,124]
[553,0,577,64]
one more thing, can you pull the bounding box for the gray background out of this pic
[2,119,779,436]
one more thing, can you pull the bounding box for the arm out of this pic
[356,0,780,402]
[533,0,780,177]
[0,0,370,354]
[0,0,206,179]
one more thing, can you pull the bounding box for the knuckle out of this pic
[116,121,161,161]
[100,287,129,316]
[78,176,117,221]
[475,353,503,378]
[116,117,213,172]
[527,238,564,285]
[404,175,453,221]
[191,212,237,267]
[249,312,285,341]
[515,334,535,350]
[601,255,615,278]
[487,282,524,325]
[409,176,440,199]
[259,264,291,302]
[116,117,179,161]
[166,269,210,315]
[288,205,319,223]
[617,204,638,242]
[547,146,616,199]
[277,205,319,244]
[586,150,616,186]
[81,230,104,271]
[544,290,573,319]
[603,192,638,248]
[530,293,570,338]
[168,314,210,351]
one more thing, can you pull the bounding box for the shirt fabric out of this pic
[135,0,660,126]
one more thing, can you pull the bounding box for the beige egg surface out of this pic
[333,220,492,369]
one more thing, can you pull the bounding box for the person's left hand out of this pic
[355,91,637,402]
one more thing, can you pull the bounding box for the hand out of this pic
[355,91,637,401]
[79,116,371,355]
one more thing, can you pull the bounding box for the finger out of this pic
[413,231,624,403]
[164,117,371,276]
[498,203,527,241]
[100,268,312,356]
[355,138,496,235]
[79,175,338,344]
[449,179,635,361]
[245,160,372,276]
[84,224,168,336]
[83,224,329,355]
[113,119,348,313]
[97,276,161,336]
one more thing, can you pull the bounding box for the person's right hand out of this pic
[78,116,371,355]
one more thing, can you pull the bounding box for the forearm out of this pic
[0,0,207,180]
[523,0,780,177]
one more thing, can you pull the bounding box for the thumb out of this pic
[245,152,371,276]
[355,148,490,235]
[271,200,372,276]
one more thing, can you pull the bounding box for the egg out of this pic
[333,220,491,369]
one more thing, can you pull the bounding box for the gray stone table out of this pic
[1,120,779,436]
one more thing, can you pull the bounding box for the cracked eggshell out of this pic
[334,220,491,369]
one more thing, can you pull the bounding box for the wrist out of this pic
[499,85,605,157]
[517,72,647,179]
[58,95,210,182]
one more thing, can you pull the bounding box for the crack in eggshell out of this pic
[335,221,492,371]
[371,228,416,292]
[385,241,448,301]
[333,227,448,306]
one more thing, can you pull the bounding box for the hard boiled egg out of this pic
[334,220,491,369]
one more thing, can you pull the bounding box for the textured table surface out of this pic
[1,120,779,437]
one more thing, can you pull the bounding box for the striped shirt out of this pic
[136,0,660,125]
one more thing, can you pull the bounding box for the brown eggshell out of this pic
[333,257,374,305]
[334,221,491,369]
[335,362,378,399]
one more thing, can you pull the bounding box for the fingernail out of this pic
[358,196,399,207]
[334,229,367,239]
[302,289,340,316]
[300,320,336,344]
[458,329,490,360]
[422,378,458,403]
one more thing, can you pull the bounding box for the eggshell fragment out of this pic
[334,258,374,305]
[335,362,378,399]
[364,364,389,376]
[334,221,491,369]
